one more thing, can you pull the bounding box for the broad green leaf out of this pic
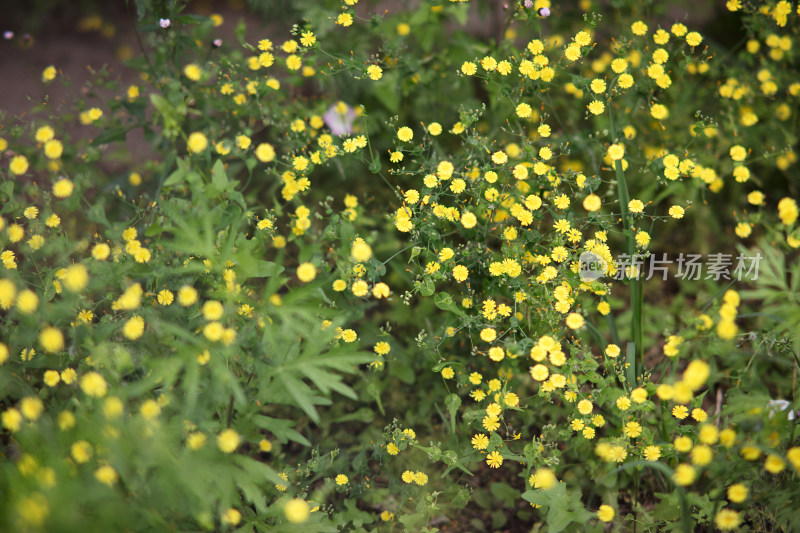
[150,94,180,131]
[373,70,399,113]
[211,159,230,190]
[419,278,435,297]
[445,393,461,434]
[521,483,566,507]
[435,292,468,319]
[88,203,111,228]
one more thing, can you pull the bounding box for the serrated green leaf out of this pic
[233,456,285,486]
[280,376,322,423]
[237,478,267,512]
[252,415,311,446]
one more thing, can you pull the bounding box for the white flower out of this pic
[767,399,796,421]
[159,18,171,29]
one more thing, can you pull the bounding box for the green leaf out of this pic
[88,203,111,228]
[373,70,399,113]
[0,181,15,204]
[369,156,382,174]
[435,292,468,319]
[546,505,575,533]
[144,222,167,237]
[211,159,230,190]
[237,478,267,512]
[397,513,425,529]
[522,484,592,533]
[162,162,191,187]
[91,126,133,146]
[233,456,286,486]
[231,233,281,279]
[431,361,448,372]
[234,19,247,46]
[441,451,473,476]
[419,278,435,297]
[491,509,508,529]
[626,341,636,388]
[409,6,431,25]
[267,348,371,424]
[450,3,469,25]
[523,442,541,467]
[279,375,324,424]
[175,14,207,24]
[445,393,461,433]
[229,190,247,211]
[391,361,415,384]
[333,407,375,424]
[366,382,385,416]
[490,482,519,504]
[150,94,180,131]
[252,415,311,446]
[521,483,566,506]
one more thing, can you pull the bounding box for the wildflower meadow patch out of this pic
[1,0,799,531]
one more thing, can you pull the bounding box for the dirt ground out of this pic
[0,1,284,123]
[0,1,287,172]
[2,7,135,119]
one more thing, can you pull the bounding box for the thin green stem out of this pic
[226,394,234,428]
[128,10,155,75]
[633,472,639,533]
[633,274,643,382]
[791,351,800,445]
[608,99,642,387]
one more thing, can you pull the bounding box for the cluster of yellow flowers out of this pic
[3,0,800,529]
[368,1,800,527]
